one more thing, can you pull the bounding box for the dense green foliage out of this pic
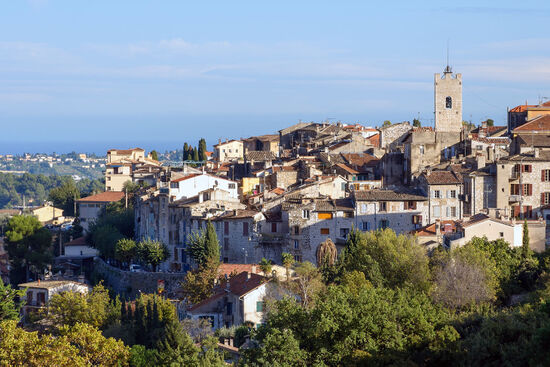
[87,201,134,260]
[241,229,550,366]
[0,278,26,321]
[0,172,103,209]
[4,215,53,284]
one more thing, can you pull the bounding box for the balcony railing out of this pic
[509,195,521,203]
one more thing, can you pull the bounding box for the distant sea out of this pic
[0,140,215,156]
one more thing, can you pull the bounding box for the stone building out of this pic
[379,122,412,150]
[213,139,244,162]
[352,189,428,234]
[418,170,463,223]
[495,150,550,220]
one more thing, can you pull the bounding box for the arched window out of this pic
[446,96,452,109]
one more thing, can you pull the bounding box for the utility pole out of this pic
[125,186,128,209]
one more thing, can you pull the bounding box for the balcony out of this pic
[509,195,521,203]
[509,172,520,181]
[259,233,285,244]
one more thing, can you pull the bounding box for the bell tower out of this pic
[434,65,462,133]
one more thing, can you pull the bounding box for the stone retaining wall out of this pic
[93,258,186,299]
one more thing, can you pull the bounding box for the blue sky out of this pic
[1,0,550,153]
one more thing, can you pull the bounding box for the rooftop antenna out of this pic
[444,39,452,74]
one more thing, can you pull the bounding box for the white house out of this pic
[168,173,238,201]
[186,271,268,329]
[19,280,90,315]
[77,191,125,232]
[63,236,98,258]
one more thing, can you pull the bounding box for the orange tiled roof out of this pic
[513,115,550,133]
[107,148,144,154]
[509,104,536,113]
[414,220,458,236]
[77,191,124,203]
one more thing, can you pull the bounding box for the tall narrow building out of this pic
[434,66,462,133]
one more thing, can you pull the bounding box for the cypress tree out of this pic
[198,138,207,162]
[183,143,189,160]
[522,219,530,258]
[193,148,199,162]
[204,221,220,267]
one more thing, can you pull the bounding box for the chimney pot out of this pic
[246,271,251,280]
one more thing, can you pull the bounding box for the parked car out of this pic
[129,264,144,273]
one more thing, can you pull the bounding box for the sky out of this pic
[1,0,550,154]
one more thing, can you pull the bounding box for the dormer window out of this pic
[446,96,452,109]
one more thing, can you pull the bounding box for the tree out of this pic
[198,138,207,162]
[259,258,273,277]
[155,319,200,366]
[337,228,431,292]
[486,118,494,127]
[5,215,53,284]
[149,150,159,161]
[183,143,189,161]
[47,282,120,330]
[48,180,80,216]
[180,259,219,304]
[186,222,220,269]
[193,148,199,162]
[0,278,25,321]
[137,239,169,271]
[115,238,137,266]
[523,219,530,258]
[290,262,324,308]
[316,238,337,267]
[281,252,294,282]
[413,118,421,127]
[382,120,391,127]
[244,328,306,367]
[432,256,494,308]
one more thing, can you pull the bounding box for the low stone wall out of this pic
[93,258,186,299]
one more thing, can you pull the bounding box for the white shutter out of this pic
[446,206,450,217]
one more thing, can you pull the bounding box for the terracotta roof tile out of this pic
[513,115,550,133]
[353,189,427,201]
[423,170,462,185]
[77,191,124,203]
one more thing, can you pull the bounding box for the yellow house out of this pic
[241,177,260,195]
[31,204,64,224]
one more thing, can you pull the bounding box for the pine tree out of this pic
[183,143,189,160]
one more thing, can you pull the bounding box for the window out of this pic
[37,292,45,306]
[404,201,417,210]
[292,225,300,235]
[224,238,229,250]
[476,145,483,150]
[26,291,33,305]
[511,184,521,195]
[226,302,233,316]
[449,190,456,199]
[320,228,330,235]
[294,240,299,249]
[224,222,229,235]
[343,211,354,218]
[302,210,310,219]
[271,222,277,233]
[446,96,452,109]
[362,221,370,231]
[379,202,387,212]
[341,182,347,191]
[340,228,350,238]
[524,206,533,219]
[433,206,441,217]
[419,145,425,155]
[412,215,422,224]
[499,232,504,238]
[542,192,550,205]
[522,164,532,173]
[523,184,533,196]
[243,222,249,236]
[433,190,441,198]
[450,206,457,217]
[170,182,179,189]
[542,169,550,182]
[256,301,263,312]
[379,219,389,229]
[228,183,236,189]
[318,212,333,220]
[294,255,302,262]
[223,257,228,263]
[361,204,368,213]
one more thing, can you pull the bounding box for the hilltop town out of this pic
[3,65,550,365]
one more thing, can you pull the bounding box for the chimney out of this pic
[534,148,540,158]
[38,279,40,285]
[246,271,251,280]
[481,120,487,129]
[198,193,204,203]
[251,265,257,273]
[218,138,221,145]
[476,153,486,170]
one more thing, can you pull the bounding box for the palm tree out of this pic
[259,258,272,277]
[281,252,294,282]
